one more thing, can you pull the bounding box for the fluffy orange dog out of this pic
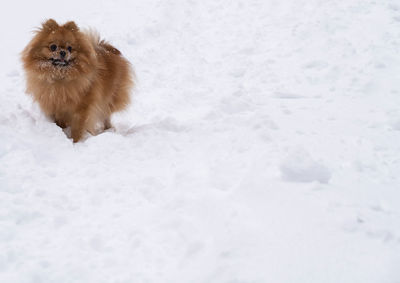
[22,19,134,142]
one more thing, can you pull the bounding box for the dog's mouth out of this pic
[50,58,71,67]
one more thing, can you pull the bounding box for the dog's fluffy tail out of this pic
[83,29,121,55]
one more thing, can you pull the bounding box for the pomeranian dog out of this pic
[22,19,134,142]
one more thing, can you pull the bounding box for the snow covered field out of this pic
[1,0,400,282]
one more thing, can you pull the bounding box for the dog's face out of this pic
[22,19,96,80]
[44,24,77,67]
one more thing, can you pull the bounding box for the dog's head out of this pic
[22,19,96,80]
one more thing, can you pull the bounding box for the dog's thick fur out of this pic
[22,19,134,142]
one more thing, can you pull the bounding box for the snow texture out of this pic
[1,0,400,282]
[280,148,331,184]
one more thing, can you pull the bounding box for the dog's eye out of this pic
[67,46,72,52]
[50,44,57,51]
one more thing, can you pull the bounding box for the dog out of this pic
[22,19,134,142]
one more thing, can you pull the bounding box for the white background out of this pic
[0,0,400,282]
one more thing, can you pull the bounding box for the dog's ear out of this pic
[42,19,59,31]
[63,21,79,32]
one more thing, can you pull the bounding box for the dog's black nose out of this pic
[60,51,66,58]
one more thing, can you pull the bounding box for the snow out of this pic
[1,0,400,282]
[280,148,331,183]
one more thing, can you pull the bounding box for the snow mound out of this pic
[280,149,331,184]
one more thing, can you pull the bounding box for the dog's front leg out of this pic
[70,108,89,143]
[71,115,84,142]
